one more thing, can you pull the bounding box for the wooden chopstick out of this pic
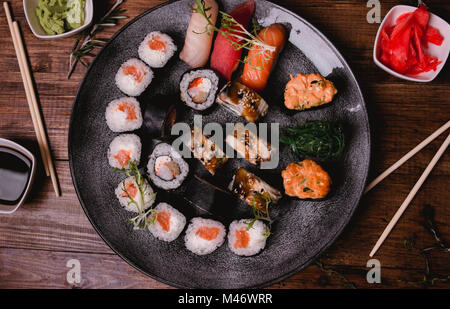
[364,120,450,194]
[3,2,60,196]
[369,132,450,257]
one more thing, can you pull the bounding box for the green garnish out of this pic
[113,161,157,230]
[244,191,273,238]
[188,0,275,70]
[280,120,345,161]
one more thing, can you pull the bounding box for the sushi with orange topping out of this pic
[138,31,177,68]
[107,134,142,169]
[115,176,155,212]
[115,58,153,97]
[180,69,219,111]
[184,217,226,255]
[228,219,268,256]
[105,97,143,132]
[148,202,186,242]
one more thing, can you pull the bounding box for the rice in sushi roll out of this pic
[138,31,177,68]
[105,97,143,132]
[180,69,219,111]
[148,202,186,242]
[107,134,142,169]
[115,176,155,212]
[228,219,268,256]
[147,142,189,190]
[184,218,226,255]
[115,58,153,97]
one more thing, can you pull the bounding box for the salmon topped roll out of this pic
[115,58,153,97]
[284,73,337,110]
[138,31,177,68]
[148,203,186,242]
[115,176,155,213]
[105,97,143,132]
[228,219,268,256]
[281,159,331,199]
[184,218,226,255]
[107,134,142,169]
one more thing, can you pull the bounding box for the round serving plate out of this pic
[69,0,370,288]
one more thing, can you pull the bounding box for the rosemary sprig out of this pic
[188,0,275,70]
[67,0,128,79]
[113,161,157,230]
[280,120,345,161]
[244,191,273,238]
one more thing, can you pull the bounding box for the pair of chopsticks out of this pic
[366,120,450,257]
[3,2,60,197]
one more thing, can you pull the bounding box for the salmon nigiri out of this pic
[210,0,255,80]
[179,0,218,68]
[241,23,287,92]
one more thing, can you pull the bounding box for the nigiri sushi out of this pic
[241,23,287,92]
[210,0,255,80]
[179,0,218,68]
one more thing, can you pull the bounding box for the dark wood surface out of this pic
[0,0,449,289]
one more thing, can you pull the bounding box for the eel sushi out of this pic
[138,31,177,68]
[147,142,189,190]
[115,58,153,97]
[241,23,287,92]
[225,123,272,168]
[105,97,143,133]
[228,219,268,256]
[216,81,268,123]
[143,94,179,139]
[115,176,155,213]
[210,0,255,80]
[184,217,226,255]
[184,126,228,175]
[107,134,141,169]
[180,69,219,111]
[179,0,218,68]
[228,168,282,213]
[148,202,186,242]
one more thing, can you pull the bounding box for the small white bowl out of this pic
[23,0,93,39]
[373,5,450,82]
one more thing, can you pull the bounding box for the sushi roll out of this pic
[184,218,226,255]
[147,142,189,190]
[184,126,228,175]
[216,81,268,123]
[115,58,153,97]
[228,219,268,256]
[115,176,155,212]
[229,168,282,213]
[138,31,177,68]
[180,69,219,111]
[226,123,273,168]
[143,94,179,139]
[107,134,142,169]
[148,202,186,242]
[105,97,143,132]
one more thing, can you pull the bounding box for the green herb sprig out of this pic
[113,161,157,230]
[280,120,345,161]
[245,191,273,238]
[67,0,128,78]
[188,0,275,70]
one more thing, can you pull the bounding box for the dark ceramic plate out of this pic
[69,0,370,288]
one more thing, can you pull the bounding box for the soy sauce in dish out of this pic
[0,147,31,205]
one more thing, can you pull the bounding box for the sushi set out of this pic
[69,0,370,288]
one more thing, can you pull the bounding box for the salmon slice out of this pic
[179,0,218,68]
[116,101,137,120]
[122,180,138,198]
[114,149,132,167]
[234,229,250,249]
[210,0,255,80]
[281,160,331,199]
[122,65,146,83]
[195,226,220,241]
[157,211,171,232]
[284,73,337,110]
[241,23,287,92]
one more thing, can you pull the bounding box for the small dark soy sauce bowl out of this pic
[0,138,36,214]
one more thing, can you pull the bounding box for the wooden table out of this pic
[0,0,449,289]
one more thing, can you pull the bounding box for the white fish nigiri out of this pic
[179,0,218,68]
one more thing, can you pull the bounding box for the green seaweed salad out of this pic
[280,120,345,161]
[36,0,86,35]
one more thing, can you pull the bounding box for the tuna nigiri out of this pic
[179,0,218,68]
[210,0,255,80]
[241,23,287,92]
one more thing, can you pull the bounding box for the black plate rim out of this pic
[68,0,371,289]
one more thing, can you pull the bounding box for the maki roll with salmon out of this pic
[138,31,177,68]
[228,219,268,256]
[107,134,142,169]
[115,58,153,97]
[184,217,226,255]
[143,94,179,139]
[229,168,282,213]
[115,176,155,212]
[147,142,189,190]
[148,202,186,242]
[216,81,268,123]
[105,97,143,132]
[180,69,219,111]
